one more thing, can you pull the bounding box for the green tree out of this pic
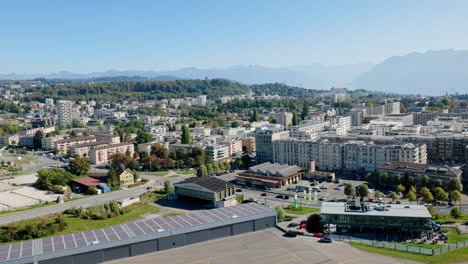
[421,175,430,187]
[374,191,383,199]
[197,164,208,178]
[419,187,430,195]
[434,187,448,201]
[344,183,355,197]
[451,190,462,209]
[164,180,173,194]
[450,207,463,219]
[389,192,398,202]
[68,157,90,176]
[192,146,206,166]
[407,176,415,187]
[249,109,259,122]
[206,164,214,174]
[394,174,402,186]
[276,206,285,221]
[305,214,322,233]
[292,112,300,126]
[396,184,405,193]
[427,206,437,219]
[409,186,417,193]
[301,103,309,120]
[136,131,153,144]
[380,173,389,186]
[364,173,374,184]
[357,184,369,199]
[422,191,434,203]
[223,161,231,170]
[150,144,169,159]
[449,178,463,192]
[110,152,133,170]
[181,125,191,144]
[406,191,416,204]
[86,186,98,195]
[33,130,43,150]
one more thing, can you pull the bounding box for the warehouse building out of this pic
[174,177,236,208]
[0,203,276,264]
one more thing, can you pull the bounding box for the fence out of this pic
[331,234,468,256]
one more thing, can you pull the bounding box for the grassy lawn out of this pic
[178,171,195,175]
[163,212,184,217]
[351,242,468,264]
[148,172,167,176]
[397,242,444,249]
[8,172,31,176]
[284,206,320,215]
[446,227,468,244]
[436,213,468,223]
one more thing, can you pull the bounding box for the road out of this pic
[0,185,149,225]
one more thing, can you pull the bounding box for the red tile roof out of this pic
[71,177,102,187]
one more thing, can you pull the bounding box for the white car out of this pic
[320,185,329,189]
[333,186,342,190]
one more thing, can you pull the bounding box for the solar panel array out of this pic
[0,203,273,262]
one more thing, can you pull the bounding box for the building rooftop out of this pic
[321,202,431,218]
[176,177,234,192]
[248,162,303,177]
[71,177,102,187]
[380,162,462,177]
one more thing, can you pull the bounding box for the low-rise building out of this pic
[174,177,236,208]
[54,136,97,154]
[89,143,135,165]
[236,162,304,188]
[379,162,463,188]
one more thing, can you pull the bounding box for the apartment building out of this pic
[328,116,351,131]
[144,125,167,140]
[272,139,427,173]
[220,139,243,156]
[384,102,401,114]
[255,130,290,164]
[89,143,135,165]
[274,112,293,127]
[57,100,75,128]
[412,112,468,125]
[289,122,328,139]
[205,144,230,161]
[53,136,97,154]
[241,138,256,153]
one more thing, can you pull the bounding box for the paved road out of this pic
[106,229,419,264]
[0,186,149,225]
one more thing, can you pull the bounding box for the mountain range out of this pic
[2,50,468,95]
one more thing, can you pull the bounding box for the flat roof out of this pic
[236,175,279,184]
[321,202,431,218]
[0,203,275,263]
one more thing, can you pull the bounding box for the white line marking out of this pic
[110,226,121,240]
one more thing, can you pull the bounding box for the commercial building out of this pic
[272,139,427,173]
[321,202,432,232]
[255,130,289,164]
[89,143,135,165]
[0,203,276,264]
[57,100,75,128]
[379,162,463,188]
[174,177,236,208]
[236,162,304,188]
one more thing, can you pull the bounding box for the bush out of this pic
[86,186,98,195]
[305,214,323,233]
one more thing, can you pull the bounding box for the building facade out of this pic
[255,130,289,164]
[57,100,74,128]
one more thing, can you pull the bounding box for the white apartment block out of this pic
[57,100,75,128]
[289,122,328,139]
[272,139,427,173]
[197,95,207,106]
[220,139,243,155]
[53,136,97,154]
[205,144,230,161]
[89,143,135,165]
[144,125,167,140]
[192,127,211,137]
[384,102,401,114]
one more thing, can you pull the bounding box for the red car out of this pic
[300,220,307,225]
[260,193,267,196]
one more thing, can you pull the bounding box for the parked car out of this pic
[319,197,325,201]
[333,179,340,183]
[319,237,333,243]
[284,231,297,237]
[260,193,267,196]
[287,223,300,227]
[265,187,272,190]
[320,185,329,190]
[236,189,242,192]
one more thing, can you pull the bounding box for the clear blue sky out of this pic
[1,0,468,73]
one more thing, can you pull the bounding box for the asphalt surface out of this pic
[0,186,149,225]
[105,228,419,264]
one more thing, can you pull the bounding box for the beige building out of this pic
[117,168,135,187]
[241,138,256,153]
[53,136,97,154]
[89,143,135,165]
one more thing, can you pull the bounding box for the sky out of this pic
[1,0,468,73]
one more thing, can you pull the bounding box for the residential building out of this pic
[53,136,97,154]
[117,168,136,187]
[57,100,74,128]
[220,139,243,156]
[274,112,293,127]
[384,101,401,114]
[255,130,290,164]
[197,95,207,106]
[89,143,135,165]
[206,144,230,161]
[241,138,256,153]
[290,122,327,139]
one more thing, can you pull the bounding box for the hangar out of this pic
[0,203,276,264]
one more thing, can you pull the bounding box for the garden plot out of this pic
[6,174,37,186]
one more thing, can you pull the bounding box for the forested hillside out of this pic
[24,79,317,102]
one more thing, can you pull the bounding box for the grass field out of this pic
[284,206,320,215]
[351,242,468,264]
[178,171,195,175]
[446,227,468,244]
[397,242,444,249]
[436,213,468,223]
[148,172,167,176]
[8,172,31,176]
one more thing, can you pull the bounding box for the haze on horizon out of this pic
[2,0,468,74]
